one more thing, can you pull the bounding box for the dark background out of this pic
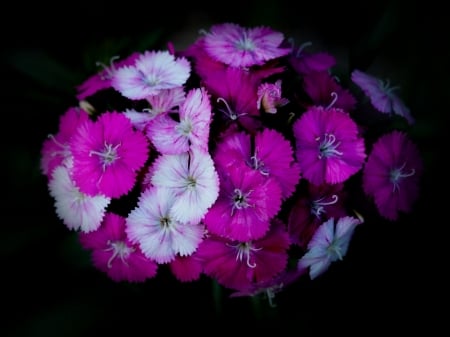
[2,0,445,335]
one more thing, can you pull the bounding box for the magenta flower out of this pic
[303,71,356,112]
[146,87,212,154]
[202,22,291,68]
[213,128,301,200]
[111,50,191,100]
[40,107,89,178]
[351,69,415,124]
[126,186,205,264]
[362,130,423,220]
[197,219,290,291]
[298,215,362,280]
[203,163,282,241]
[49,164,111,233]
[70,112,149,199]
[76,52,140,100]
[79,212,158,282]
[169,252,204,282]
[289,41,336,74]
[293,106,366,185]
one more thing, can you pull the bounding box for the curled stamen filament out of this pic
[311,194,339,218]
[96,55,120,80]
[296,41,313,57]
[391,162,416,192]
[326,92,338,110]
[217,97,246,120]
[104,240,134,268]
[247,155,269,176]
[317,133,343,159]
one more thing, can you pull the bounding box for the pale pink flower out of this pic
[150,148,219,224]
[49,164,110,233]
[298,215,362,280]
[146,87,212,154]
[111,50,191,100]
[202,23,291,68]
[126,186,205,264]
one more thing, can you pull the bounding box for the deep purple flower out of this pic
[362,130,423,220]
[293,106,366,185]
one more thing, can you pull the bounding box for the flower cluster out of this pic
[41,22,423,303]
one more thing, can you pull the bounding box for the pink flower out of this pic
[298,215,362,280]
[111,50,191,100]
[202,22,291,68]
[362,130,423,220]
[40,107,89,178]
[126,186,206,264]
[203,163,282,241]
[197,219,290,291]
[70,112,149,198]
[169,253,204,282]
[213,128,301,200]
[303,71,356,112]
[351,69,415,124]
[293,106,366,185]
[79,212,158,282]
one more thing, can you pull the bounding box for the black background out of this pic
[2,0,445,335]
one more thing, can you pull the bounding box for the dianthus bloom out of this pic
[40,22,424,304]
[362,130,423,220]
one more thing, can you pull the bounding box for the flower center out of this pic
[230,188,252,215]
[316,133,343,159]
[89,142,121,172]
[228,241,262,268]
[235,33,255,52]
[390,162,415,192]
[104,240,134,268]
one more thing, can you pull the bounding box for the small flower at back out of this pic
[362,130,423,220]
[298,215,363,280]
[351,69,415,125]
[202,22,291,68]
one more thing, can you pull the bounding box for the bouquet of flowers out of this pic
[40,22,423,305]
